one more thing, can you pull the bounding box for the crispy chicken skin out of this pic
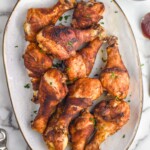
[85,99,130,150]
[36,25,104,60]
[65,37,103,81]
[31,68,68,133]
[24,0,76,42]
[70,110,95,150]
[72,0,105,29]
[44,78,103,150]
[100,36,130,99]
[23,43,52,103]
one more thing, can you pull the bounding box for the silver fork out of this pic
[0,129,7,150]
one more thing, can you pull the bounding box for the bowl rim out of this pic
[2,0,143,150]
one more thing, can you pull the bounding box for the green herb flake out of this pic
[110,72,118,79]
[15,45,18,48]
[102,57,107,62]
[100,22,104,25]
[115,96,119,100]
[89,118,96,125]
[50,82,53,85]
[34,110,37,114]
[67,41,73,47]
[66,80,72,85]
[24,83,30,89]
[114,11,118,13]
[122,134,125,138]
[66,67,71,71]
[64,15,71,20]
[128,100,131,103]
[59,16,63,21]
[141,64,144,67]
[39,49,44,53]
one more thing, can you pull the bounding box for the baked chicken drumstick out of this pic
[37,25,104,60]
[70,110,95,150]
[100,36,130,99]
[85,99,130,150]
[44,78,103,150]
[65,37,104,81]
[32,68,68,133]
[72,0,105,29]
[23,43,53,103]
[24,0,76,42]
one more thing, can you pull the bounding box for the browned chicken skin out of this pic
[44,78,103,150]
[32,68,68,133]
[72,0,105,29]
[37,25,104,60]
[24,0,76,42]
[70,110,95,150]
[65,37,103,81]
[85,99,130,150]
[100,36,130,99]
[23,43,53,103]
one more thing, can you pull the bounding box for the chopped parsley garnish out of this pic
[94,74,99,77]
[64,15,71,20]
[66,67,71,71]
[67,41,73,47]
[101,49,104,53]
[114,11,118,13]
[101,22,104,25]
[15,45,18,48]
[66,80,72,85]
[50,82,52,85]
[110,72,117,79]
[128,100,131,103]
[34,110,37,114]
[102,57,107,62]
[39,49,44,53]
[59,16,63,21]
[141,64,144,67]
[89,118,96,126]
[86,14,91,18]
[115,96,119,100]
[24,83,30,89]
[122,134,125,138]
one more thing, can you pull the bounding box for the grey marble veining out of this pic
[0,0,150,150]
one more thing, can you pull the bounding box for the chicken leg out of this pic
[85,99,130,150]
[69,110,95,150]
[24,0,76,42]
[23,43,53,103]
[72,0,105,29]
[65,37,104,81]
[32,68,68,133]
[100,36,130,99]
[37,25,104,60]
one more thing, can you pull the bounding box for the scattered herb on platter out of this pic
[114,11,118,13]
[50,82,53,85]
[66,67,71,71]
[94,74,99,77]
[15,45,18,48]
[110,72,117,79]
[128,100,131,103]
[34,110,37,114]
[122,134,125,138]
[59,16,63,21]
[67,41,73,47]
[100,22,104,25]
[102,57,107,62]
[24,83,30,89]
[141,64,144,67]
[64,15,71,20]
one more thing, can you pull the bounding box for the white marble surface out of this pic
[0,0,150,150]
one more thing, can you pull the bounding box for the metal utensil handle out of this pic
[0,129,7,150]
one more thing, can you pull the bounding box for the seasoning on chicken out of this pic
[23,43,52,103]
[44,78,103,150]
[36,25,104,60]
[72,0,105,29]
[24,0,76,42]
[31,68,68,133]
[69,110,95,150]
[65,37,104,81]
[100,36,130,99]
[85,99,130,150]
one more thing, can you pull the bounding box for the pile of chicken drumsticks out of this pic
[23,0,130,150]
